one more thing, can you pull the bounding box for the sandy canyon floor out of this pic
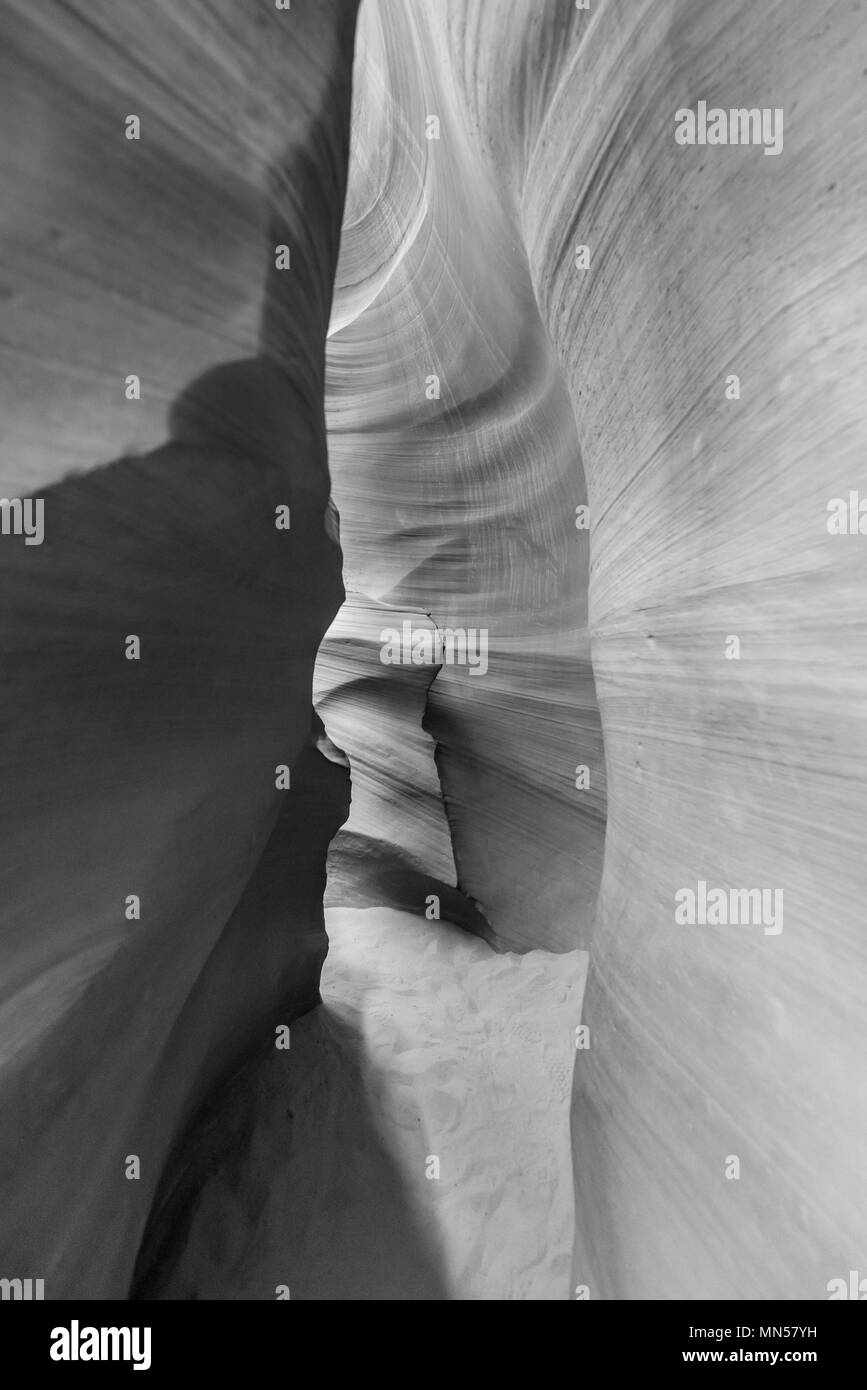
[137,908,586,1301]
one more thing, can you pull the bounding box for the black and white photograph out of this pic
[0,0,865,1354]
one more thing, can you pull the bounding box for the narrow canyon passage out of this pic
[1,0,865,1309]
[133,909,584,1300]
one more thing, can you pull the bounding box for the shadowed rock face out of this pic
[1,0,865,1301]
[0,0,359,1297]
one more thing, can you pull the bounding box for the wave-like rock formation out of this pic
[1,0,865,1300]
[327,0,867,1299]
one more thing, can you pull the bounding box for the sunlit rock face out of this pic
[325,0,606,954]
[329,0,867,1298]
[0,0,359,1296]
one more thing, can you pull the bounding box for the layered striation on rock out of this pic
[328,0,867,1298]
[324,0,606,954]
[316,599,495,939]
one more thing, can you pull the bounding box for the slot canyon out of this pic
[1,0,865,1303]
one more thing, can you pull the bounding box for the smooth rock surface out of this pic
[327,0,867,1298]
